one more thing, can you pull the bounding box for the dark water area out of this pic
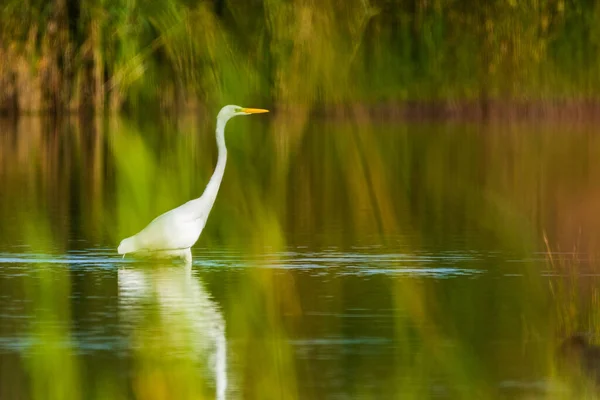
[1,114,599,399]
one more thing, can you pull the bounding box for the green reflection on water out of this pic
[1,115,600,398]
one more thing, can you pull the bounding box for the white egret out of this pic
[117,105,269,260]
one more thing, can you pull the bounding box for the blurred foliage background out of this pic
[5,1,600,399]
[1,0,600,117]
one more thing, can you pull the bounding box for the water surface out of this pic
[0,115,597,399]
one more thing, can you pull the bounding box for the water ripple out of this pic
[0,248,485,278]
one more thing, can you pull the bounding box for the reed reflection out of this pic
[118,252,228,400]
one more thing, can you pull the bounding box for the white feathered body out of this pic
[117,196,211,256]
[117,105,267,259]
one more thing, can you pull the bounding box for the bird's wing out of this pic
[122,196,211,254]
[132,209,201,252]
[167,194,213,223]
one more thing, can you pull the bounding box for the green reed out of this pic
[2,0,600,115]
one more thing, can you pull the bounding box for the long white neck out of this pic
[202,117,228,206]
[180,115,229,222]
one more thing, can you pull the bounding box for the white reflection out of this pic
[118,250,228,399]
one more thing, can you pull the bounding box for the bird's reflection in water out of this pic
[118,250,228,400]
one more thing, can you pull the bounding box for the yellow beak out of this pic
[242,108,269,114]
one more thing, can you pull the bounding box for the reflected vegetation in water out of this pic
[2,114,600,398]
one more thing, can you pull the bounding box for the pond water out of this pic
[0,114,599,399]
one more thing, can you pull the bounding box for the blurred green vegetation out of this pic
[2,0,600,116]
[3,114,600,397]
[3,1,600,396]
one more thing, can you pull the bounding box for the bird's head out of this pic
[217,105,269,122]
